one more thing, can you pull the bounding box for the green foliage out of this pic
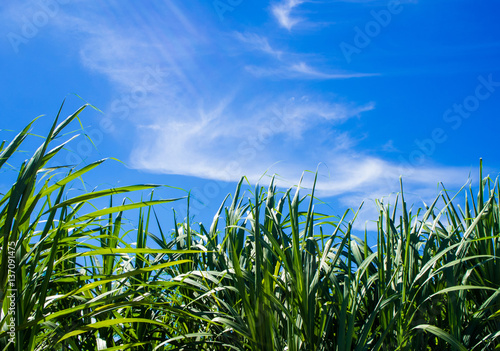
[1,103,499,350]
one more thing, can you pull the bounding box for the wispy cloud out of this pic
[245,62,375,80]
[16,0,473,221]
[271,0,306,30]
[333,0,418,4]
[234,31,376,80]
[289,62,378,79]
[234,32,283,59]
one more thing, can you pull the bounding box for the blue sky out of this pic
[1,0,500,230]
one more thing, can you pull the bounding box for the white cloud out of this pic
[245,62,376,80]
[129,94,374,181]
[25,0,472,222]
[289,62,378,79]
[234,31,377,80]
[334,0,418,3]
[271,0,306,30]
[234,32,283,59]
[381,139,399,152]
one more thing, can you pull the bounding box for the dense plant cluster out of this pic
[1,104,499,350]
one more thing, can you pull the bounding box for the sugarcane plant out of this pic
[0,102,201,350]
[1,102,499,350]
